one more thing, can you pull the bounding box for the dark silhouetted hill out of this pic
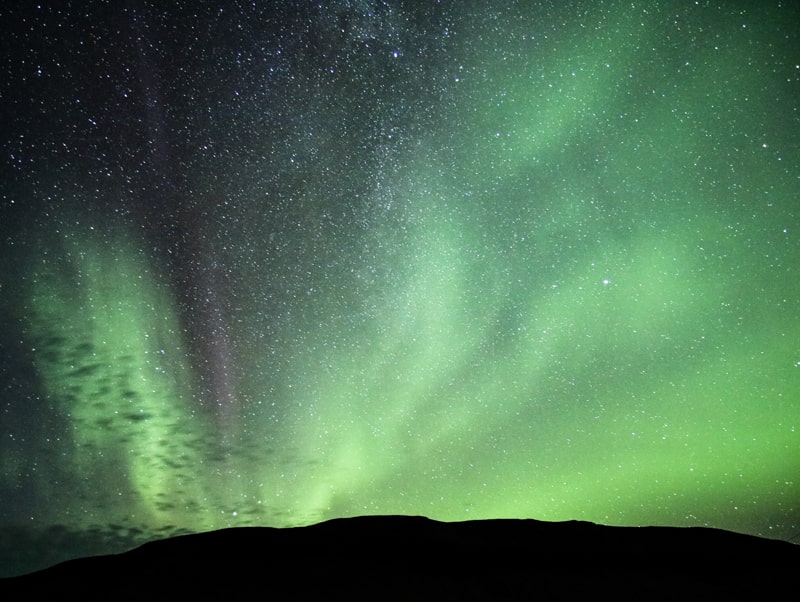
[1,515,797,600]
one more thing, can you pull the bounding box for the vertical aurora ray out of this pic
[21,223,222,534]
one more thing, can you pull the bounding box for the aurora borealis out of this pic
[1,0,799,576]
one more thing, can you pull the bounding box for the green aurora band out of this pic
[20,227,218,530]
[20,170,800,540]
[1,0,799,576]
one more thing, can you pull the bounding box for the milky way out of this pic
[1,1,799,576]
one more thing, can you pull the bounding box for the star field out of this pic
[1,0,799,576]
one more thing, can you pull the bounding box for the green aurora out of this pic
[1,0,798,576]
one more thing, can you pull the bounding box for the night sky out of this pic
[1,0,799,576]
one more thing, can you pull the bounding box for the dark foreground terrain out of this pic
[1,516,797,600]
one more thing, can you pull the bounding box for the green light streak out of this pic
[269,176,799,533]
[24,225,219,532]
